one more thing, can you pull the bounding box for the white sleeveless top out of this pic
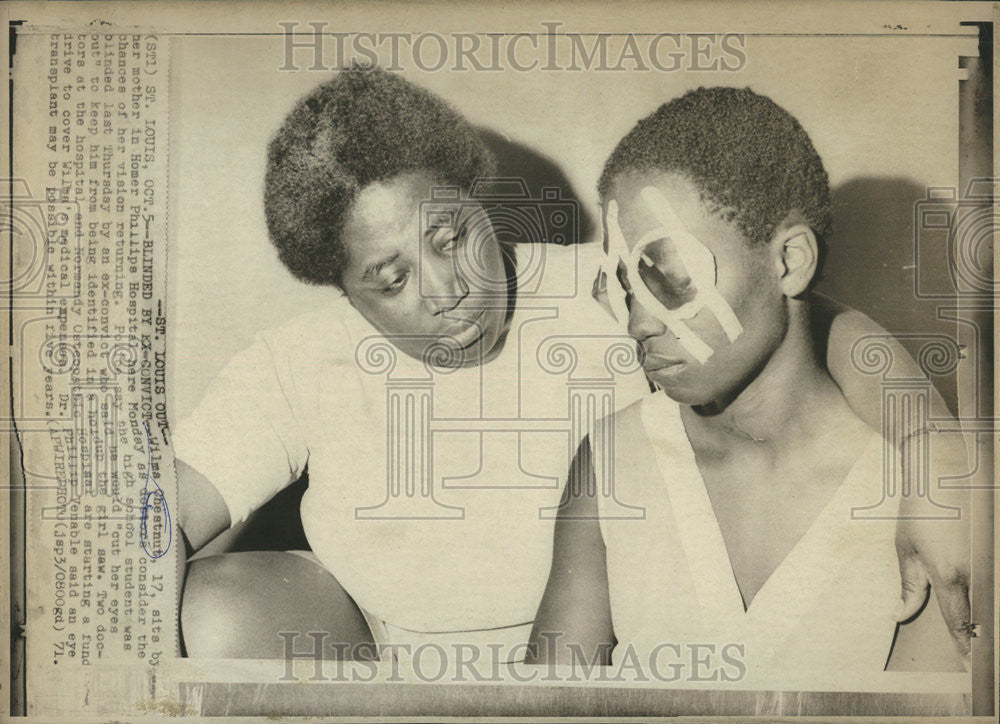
[596,393,901,688]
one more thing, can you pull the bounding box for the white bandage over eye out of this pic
[598,186,743,364]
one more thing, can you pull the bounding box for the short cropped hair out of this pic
[264,66,497,287]
[598,86,832,250]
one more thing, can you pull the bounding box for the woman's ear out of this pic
[773,223,819,297]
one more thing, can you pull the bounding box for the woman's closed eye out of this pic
[380,270,410,295]
[431,224,468,253]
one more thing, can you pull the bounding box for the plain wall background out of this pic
[167,31,968,420]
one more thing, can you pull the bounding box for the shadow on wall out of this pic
[816,176,959,415]
[476,127,597,245]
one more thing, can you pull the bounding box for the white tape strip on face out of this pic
[600,186,743,364]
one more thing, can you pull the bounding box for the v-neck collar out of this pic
[639,392,882,650]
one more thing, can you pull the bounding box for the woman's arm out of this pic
[814,292,972,665]
[173,456,232,657]
[171,333,311,555]
[176,457,232,555]
[527,437,615,666]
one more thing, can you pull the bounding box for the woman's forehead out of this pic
[345,173,432,243]
[605,171,745,256]
[341,176,441,278]
[345,172,483,253]
[610,174,701,230]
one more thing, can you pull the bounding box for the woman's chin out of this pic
[652,378,711,407]
[456,331,504,367]
[417,331,489,368]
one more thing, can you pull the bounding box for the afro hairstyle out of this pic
[264,66,497,288]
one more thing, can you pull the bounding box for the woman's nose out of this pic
[627,296,667,342]
[421,256,469,314]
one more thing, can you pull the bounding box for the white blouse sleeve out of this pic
[171,333,309,526]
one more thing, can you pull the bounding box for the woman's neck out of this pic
[681,303,849,457]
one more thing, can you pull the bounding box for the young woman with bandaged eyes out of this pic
[528,87,969,685]
[174,70,970,665]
